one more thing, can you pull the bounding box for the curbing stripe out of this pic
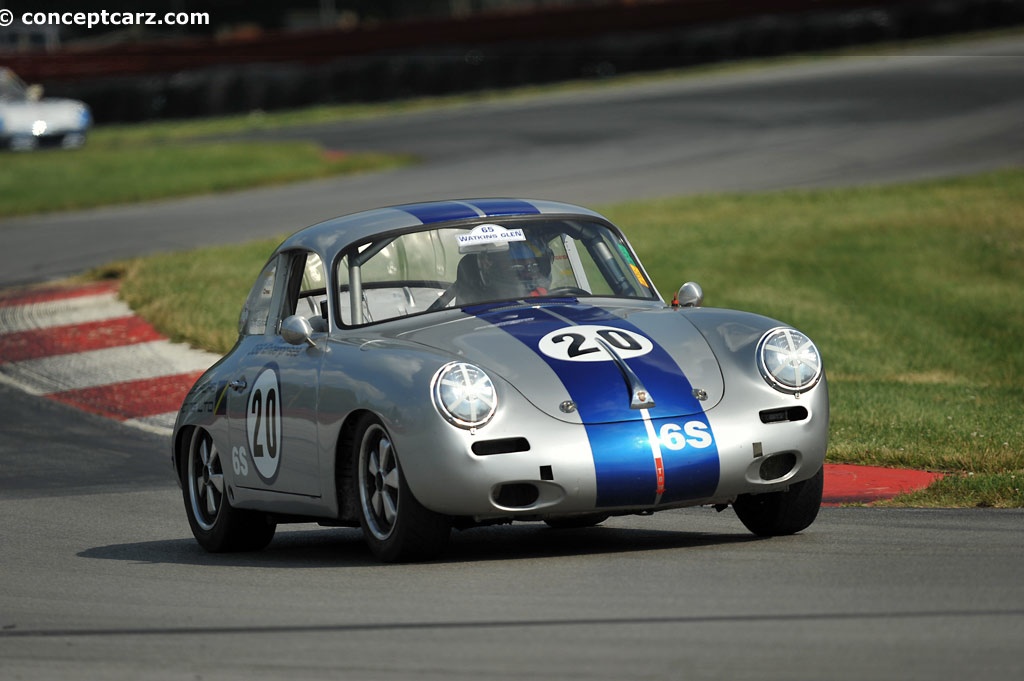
[0,291,134,334]
[822,464,943,506]
[0,283,217,437]
[125,412,183,435]
[47,371,205,422]
[0,281,118,307]
[0,315,164,363]
[2,340,216,395]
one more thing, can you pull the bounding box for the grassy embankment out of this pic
[109,169,1024,507]
[0,109,414,218]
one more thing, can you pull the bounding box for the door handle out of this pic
[228,377,247,392]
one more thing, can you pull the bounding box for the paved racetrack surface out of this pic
[1,33,1022,680]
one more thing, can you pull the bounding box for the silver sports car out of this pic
[172,198,828,562]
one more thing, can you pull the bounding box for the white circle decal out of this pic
[538,325,654,362]
[247,366,282,481]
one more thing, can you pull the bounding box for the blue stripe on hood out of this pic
[471,303,701,422]
[470,302,719,507]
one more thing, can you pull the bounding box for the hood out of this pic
[397,300,724,424]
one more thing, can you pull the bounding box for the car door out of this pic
[226,250,327,498]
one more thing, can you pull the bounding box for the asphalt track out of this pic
[1,33,1023,681]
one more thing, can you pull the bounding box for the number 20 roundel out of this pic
[247,365,282,482]
[537,325,654,362]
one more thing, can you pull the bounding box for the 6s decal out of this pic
[656,420,714,451]
[231,446,249,477]
[247,365,282,482]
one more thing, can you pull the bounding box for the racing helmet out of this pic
[478,237,553,297]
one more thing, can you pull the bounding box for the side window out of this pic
[294,252,328,329]
[239,259,279,336]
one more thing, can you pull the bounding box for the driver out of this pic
[476,237,553,299]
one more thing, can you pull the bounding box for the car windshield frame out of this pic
[0,69,28,102]
[331,216,660,328]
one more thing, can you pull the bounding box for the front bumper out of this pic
[392,380,829,520]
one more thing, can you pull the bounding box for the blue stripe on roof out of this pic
[400,200,542,225]
[467,199,541,217]
[401,202,481,224]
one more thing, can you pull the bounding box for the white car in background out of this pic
[0,67,91,150]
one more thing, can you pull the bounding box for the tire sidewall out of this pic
[181,428,275,552]
[734,466,824,537]
[352,414,450,562]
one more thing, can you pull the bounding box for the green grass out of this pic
[105,239,284,354]
[108,169,1024,507]
[602,171,1024,505]
[0,136,411,218]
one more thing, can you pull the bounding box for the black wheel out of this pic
[182,428,276,552]
[544,514,610,529]
[733,466,824,537]
[353,415,451,562]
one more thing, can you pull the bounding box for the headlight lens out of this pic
[757,327,823,394]
[432,362,497,428]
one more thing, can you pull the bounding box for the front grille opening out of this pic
[472,437,531,456]
[759,406,809,424]
[493,483,540,508]
[759,452,797,481]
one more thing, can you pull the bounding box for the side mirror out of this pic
[281,315,316,348]
[674,281,704,308]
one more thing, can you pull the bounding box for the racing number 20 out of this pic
[250,388,278,460]
[246,367,283,480]
[553,328,642,358]
[539,325,655,363]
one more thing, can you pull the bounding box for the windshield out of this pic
[334,217,658,326]
[0,69,27,102]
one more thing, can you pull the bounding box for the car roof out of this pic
[275,198,607,258]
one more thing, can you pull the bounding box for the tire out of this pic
[353,415,451,562]
[182,428,276,552]
[733,466,824,537]
[544,514,610,529]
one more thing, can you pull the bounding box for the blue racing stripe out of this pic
[400,199,541,225]
[467,199,541,217]
[471,302,720,507]
[401,202,480,224]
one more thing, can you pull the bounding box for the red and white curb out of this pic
[0,281,218,436]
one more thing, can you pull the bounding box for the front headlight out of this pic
[78,105,92,129]
[432,362,497,428]
[757,327,823,394]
